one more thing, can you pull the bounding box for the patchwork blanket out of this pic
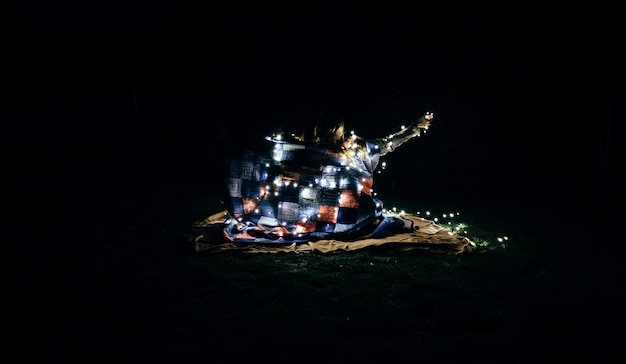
[221,140,390,243]
[191,210,477,255]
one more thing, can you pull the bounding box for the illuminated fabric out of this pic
[222,139,387,243]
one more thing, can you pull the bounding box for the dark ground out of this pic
[2,3,624,363]
[3,131,624,363]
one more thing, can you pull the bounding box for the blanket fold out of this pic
[190,210,476,255]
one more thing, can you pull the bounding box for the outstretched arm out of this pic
[375,111,434,156]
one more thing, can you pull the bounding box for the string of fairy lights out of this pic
[384,206,509,250]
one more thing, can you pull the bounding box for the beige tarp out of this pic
[191,210,476,255]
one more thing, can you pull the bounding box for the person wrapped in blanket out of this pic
[220,111,434,243]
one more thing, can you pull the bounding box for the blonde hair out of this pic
[312,121,346,150]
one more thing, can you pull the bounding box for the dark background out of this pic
[0,0,623,242]
[5,3,620,210]
[4,3,620,200]
[2,3,624,362]
[2,3,620,235]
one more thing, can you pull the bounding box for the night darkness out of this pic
[4,3,619,204]
[2,2,624,361]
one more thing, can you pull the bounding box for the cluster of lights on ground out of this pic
[386,207,509,249]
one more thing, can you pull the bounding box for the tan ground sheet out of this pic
[191,210,476,255]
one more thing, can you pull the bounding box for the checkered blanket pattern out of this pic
[222,141,384,243]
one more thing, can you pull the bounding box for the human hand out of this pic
[415,111,434,131]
